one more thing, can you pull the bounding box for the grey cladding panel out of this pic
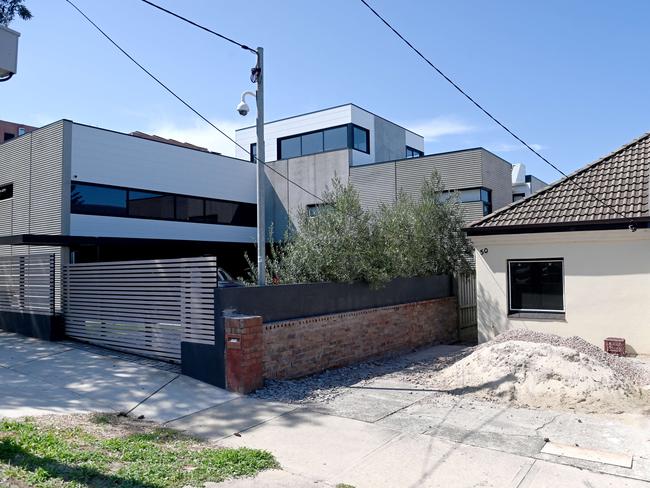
[350,162,396,210]
[396,150,483,197]
[480,151,512,212]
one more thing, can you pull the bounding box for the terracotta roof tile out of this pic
[468,132,650,230]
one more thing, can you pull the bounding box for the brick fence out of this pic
[225,296,457,392]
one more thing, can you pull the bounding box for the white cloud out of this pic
[407,116,475,141]
[492,142,545,153]
[145,118,242,156]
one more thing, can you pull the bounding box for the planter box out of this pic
[0,25,20,77]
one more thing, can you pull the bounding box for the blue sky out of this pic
[2,0,650,183]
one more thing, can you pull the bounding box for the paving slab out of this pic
[541,441,632,468]
[209,469,333,487]
[519,460,650,488]
[10,348,178,412]
[339,432,534,488]
[130,375,239,423]
[306,378,430,422]
[218,408,402,479]
[0,366,107,417]
[0,331,71,368]
[168,397,298,440]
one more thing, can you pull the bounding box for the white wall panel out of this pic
[71,124,256,203]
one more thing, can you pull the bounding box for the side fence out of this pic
[456,273,477,342]
[63,256,218,363]
[0,254,55,315]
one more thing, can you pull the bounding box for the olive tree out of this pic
[245,171,473,286]
[0,0,32,26]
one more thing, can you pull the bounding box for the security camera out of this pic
[236,101,250,116]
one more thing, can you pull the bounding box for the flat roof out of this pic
[235,103,423,138]
[351,146,512,169]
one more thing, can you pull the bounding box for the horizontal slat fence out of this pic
[64,256,218,363]
[0,254,55,315]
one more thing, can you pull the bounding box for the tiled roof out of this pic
[467,132,650,231]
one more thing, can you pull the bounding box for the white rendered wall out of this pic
[71,123,256,203]
[70,214,255,243]
[472,229,650,354]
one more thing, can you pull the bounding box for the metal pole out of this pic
[255,47,266,286]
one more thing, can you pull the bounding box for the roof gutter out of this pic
[464,217,650,236]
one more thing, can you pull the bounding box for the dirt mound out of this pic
[433,333,649,413]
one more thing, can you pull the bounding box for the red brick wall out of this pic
[224,315,264,394]
[263,297,457,380]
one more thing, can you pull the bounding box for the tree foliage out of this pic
[0,0,32,26]
[245,171,473,286]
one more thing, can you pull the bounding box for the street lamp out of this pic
[237,47,265,286]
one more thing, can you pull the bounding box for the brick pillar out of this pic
[224,314,264,394]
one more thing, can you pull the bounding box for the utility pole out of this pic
[254,47,265,286]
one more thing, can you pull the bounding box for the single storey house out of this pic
[465,132,650,355]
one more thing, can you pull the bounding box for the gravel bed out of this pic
[489,329,650,386]
[252,346,472,404]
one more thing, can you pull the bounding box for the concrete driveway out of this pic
[2,330,649,487]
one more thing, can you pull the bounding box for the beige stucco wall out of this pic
[471,229,650,355]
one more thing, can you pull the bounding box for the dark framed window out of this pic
[306,203,331,217]
[277,123,370,159]
[513,192,526,202]
[323,126,348,151]
[128,191,175,219]
[508,259,564,314]
[175,196,204,222]
[71,183,127,216]
[250,143,257,163]
[405,146,423,158]
[70,182,256,227]
[279,135,301,159]
[352,125,369,153]
[3,133,15,142]
[0,183,13,201]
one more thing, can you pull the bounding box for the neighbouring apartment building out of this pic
[0,120,258,300]
[0,119,36,142]
[511,163,547,202]
[235,104,546,238]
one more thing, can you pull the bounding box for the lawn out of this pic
[0,413,278,488]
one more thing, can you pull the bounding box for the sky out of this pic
[2,0,650,184]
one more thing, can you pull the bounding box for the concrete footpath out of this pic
[2,331,649,487]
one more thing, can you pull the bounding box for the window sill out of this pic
[508,311,566,321]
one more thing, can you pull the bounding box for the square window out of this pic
[279,136,301,159]
[176,196,204,222]
[0,183,13,201]
[128,190,175,219]
[508,260,564,313]
[301,131,324,155]
[324,126,348,151]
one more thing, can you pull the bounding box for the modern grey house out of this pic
[235,104,545,238]
[0,119,259,308]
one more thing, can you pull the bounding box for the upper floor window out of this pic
[0,183,13,201]
[513,193,526,202]
[405,146,423,158]
[70,182,256,227]
[444,187,492,215]
[250,143,257,162]
[17,128,26,136]
[277,124,369,159]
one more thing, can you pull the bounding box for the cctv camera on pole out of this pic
[0,25,20,82]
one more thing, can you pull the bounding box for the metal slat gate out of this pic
[63,257,217,363]
[456,272,477,342]
[0,254,55,315]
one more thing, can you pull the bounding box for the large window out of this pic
[0,183,13,201]
[71,183,127,216]
[508,259,564,314]
[277,124,370,159]
[405,146,423,158]
[444,187,492,215]
[70,182,256,227]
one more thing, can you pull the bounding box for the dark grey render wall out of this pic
[215,275,453,323]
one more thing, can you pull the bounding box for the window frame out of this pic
[0,183,13,201]
[70,181,256,228]
[507,258,565,314]
[250,143,257,163]
[276,123,370,159]
[405,146,424,158]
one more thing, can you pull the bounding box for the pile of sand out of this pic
[432,331,649,413]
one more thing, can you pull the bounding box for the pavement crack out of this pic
[535,414,560,433]
[126,374,180,416]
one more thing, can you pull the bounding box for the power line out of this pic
[64,0,330,208]
[138,0,257,54]
[358,0,634,224]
